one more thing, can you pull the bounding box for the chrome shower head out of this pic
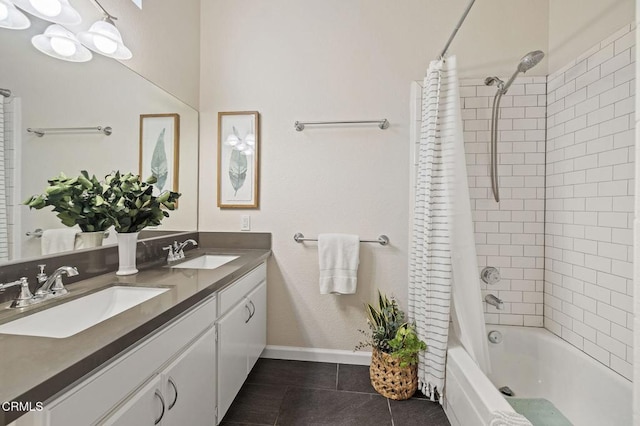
[502,50,545,94]
[517,50,545,73]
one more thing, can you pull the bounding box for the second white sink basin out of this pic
[0,286,168,338]
[171,254,239,270]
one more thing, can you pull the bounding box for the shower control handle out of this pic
[481,267,501,285]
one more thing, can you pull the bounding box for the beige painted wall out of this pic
[199,0,548,351]
[548,0,635,73]
[73,0,202,109]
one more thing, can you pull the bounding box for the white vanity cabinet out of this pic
[10,260,269,426]
[33,295,217,426]
[216,263,267,423]
[102,327,216,425]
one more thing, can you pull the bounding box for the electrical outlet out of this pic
[241,215,251,231]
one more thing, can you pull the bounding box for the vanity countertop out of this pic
[0,247,271,425]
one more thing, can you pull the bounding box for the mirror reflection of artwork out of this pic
[217,111,259,208]
[140,114,180,197]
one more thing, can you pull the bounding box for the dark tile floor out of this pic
[221,359,451,426]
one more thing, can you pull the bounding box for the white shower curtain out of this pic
[409,55,490,403]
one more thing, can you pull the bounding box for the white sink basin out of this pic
[0,286,168,338]
[170,254,239,270]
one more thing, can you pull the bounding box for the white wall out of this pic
[108,0,201,109]
[548,0,635,73]
[199,0,548,350]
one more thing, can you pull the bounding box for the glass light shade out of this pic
[245,133,255,146]
[77,19,132,60]
[32,24,92,62]
[12,0,80,25]
[241,148,254,156]
[0,0,30,29]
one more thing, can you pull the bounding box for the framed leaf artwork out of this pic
[139,113,180,200]
[217,111,260,208]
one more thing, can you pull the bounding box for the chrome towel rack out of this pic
[27,126,112,137]
[293,233,389,246]
[294,119,389,132]
[26,228,110,238]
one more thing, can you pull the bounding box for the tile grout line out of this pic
[387,398,395,426]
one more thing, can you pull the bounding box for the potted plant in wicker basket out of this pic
[356,291,427,400]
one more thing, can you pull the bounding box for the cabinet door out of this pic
[163,327,216,426]
[245,280,267,373]
[217,300,251,423]
[100,375,165,426]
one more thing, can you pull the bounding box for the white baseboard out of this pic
[261,345,372,365]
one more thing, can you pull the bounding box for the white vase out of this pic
[116,232,140,275]
[77,231,105,249]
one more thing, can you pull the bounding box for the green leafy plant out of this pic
[24,171,113,232]
[388,323,427,367]
[102,171,180,233]
[356,291,426,366]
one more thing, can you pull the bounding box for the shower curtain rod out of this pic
[439,0,476,59]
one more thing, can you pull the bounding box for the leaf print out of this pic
[229,147,247,196]
[151,128,168,191]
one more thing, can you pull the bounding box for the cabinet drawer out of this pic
[44,296,217,426]
[218,263,266,315]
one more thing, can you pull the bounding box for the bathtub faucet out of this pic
[485,294,504,310]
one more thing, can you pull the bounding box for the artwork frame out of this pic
[217,111,260,209]
[139,113,180,202]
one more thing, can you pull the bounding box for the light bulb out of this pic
[50,36,76,57]
[93,34,117,54]
[29,0,61,17]
[245,134,255,146]
[0,3,9,21]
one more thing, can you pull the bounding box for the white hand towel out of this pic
[41,228,79,255]
[318,233,360,295]
[489,411,533,426]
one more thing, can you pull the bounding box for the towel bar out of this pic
[293,233,389,246]
[26,229,110,238]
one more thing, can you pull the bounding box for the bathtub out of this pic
[444,325,632,426]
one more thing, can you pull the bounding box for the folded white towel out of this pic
[41,228,79,255]
[489,411,533,426]
[318,233,360,295]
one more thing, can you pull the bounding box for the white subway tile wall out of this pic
[459,76,547,328]
[545,24,635,380]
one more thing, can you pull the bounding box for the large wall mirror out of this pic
[0,18,198,263]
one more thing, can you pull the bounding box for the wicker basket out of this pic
[369,347,418,400]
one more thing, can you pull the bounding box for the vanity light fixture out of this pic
[0,0,30,29]
[11,0,81,25]
[77,0,132,60]
[32,24,92,62]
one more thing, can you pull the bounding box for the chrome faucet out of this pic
[165,239,198,262]
[485,294,504,310]
[0,277,34,308]
[35,266,79,298]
